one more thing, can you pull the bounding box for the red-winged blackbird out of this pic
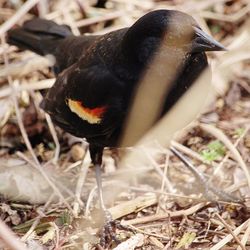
[7,9,225,243]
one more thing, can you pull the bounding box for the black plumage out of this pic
[8,10,225,161]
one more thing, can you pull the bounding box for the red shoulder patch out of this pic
[67,99,107,124]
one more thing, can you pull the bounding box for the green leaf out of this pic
[176,232,196,249]
[234,128,245,138]
[211,25,221,34]
[56,211,72,226]
[200,140,226,163]
[48,142,55,150]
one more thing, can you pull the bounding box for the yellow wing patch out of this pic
[67,99,107,124]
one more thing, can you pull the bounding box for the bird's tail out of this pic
[7,18,72,56]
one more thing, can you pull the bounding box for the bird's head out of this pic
[122,10,225,62]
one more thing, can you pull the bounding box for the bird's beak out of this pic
[192,26,227,52]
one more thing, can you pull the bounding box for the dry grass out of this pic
[0,0,250,249]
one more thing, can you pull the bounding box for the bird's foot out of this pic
[99,210,133,248]
[100,210,120,247]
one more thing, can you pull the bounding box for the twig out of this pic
[0,55,52,78]
[1,35,40,166]
[52,222,60,250]
[129,225,169,240]
[74,0,88,18]
[12,84,39,164]
[44,113,60,164]
[237,219,250,250]
[170,146,207,185]
[75,10,125,27]
[84,184,97,217]
[122,202,207,225]
[109,194,158,220]
[170,146,241,202]
[0,78,55,98]
[119,184,242,206]
[61,8,80,36]
[200,4,250,22]
[238,80,250,94]
[142,147,174,193]
[171,140,216,167]
[160,152,170,191]
[16,151,73,213]
[37,0,49,17]
[113,233,144,250]
[180,0,233,12]
[63,160,82,172]
[216,213,246,250]
[0,78,55,99]
[21,193,55,242]
[200,123,250,189]
[128,225,169,240]
[156,152,170,214]
[2,35,72,211]
[73,146,90,217]
[0,0,41,36]
[211,220,250,248]
[126,185,202,201]
[226,181,248,194]
[208,124,250,183]
[0,219,28,250]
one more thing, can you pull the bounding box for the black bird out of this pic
[7,9,225,243]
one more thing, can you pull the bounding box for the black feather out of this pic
[7,10,225,162]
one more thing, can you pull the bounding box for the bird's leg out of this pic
[94,162,119,246]
[95,162,106,212]
[89,145,120,246]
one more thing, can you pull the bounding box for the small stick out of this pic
[208,124,250,183]
[170,146,240,202]
[156,152,170,214]
[37,0,49,17]
[84,184,97,217]
[180,0,233,12]
[237,219,250,250]
[210,219,250,250]
[76,10,125,27]
[171,140,217,167]
[128,225,169,240]
[45,113,60,164]
[126,185,242,206]
[170,146,210,197]
[1,36,72,211]
[200,123,250,189]
[214,213,246,250]
[0,0,41,36]
[74,0,88,18]
[123,202,207,225]
[73,145,91,217]
[61,8,80,36]
[142,147,174,193]
[1,35,39,166]
[21,194,55,242]
[200,4,250,23]
[0,219,28,250]
[16,151,73,213]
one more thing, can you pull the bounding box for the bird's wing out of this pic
[41,62,125,141]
